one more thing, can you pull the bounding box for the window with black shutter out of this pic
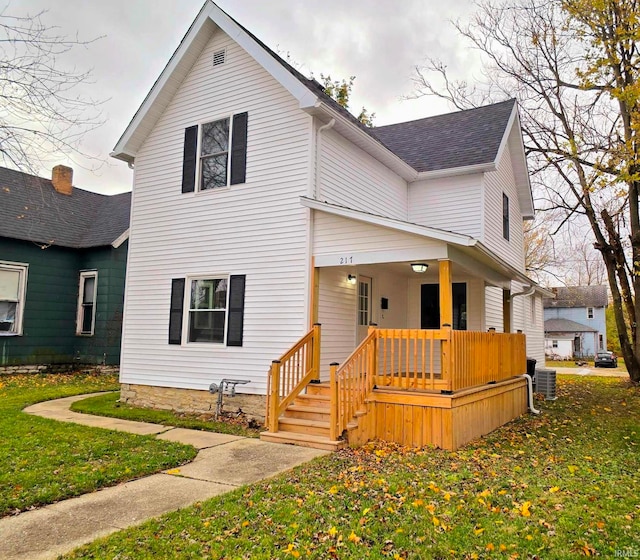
[180,112,248,193]
[502,193,510,241]
[172,275,245,346]
[226,275,246,346]
[169,279,185,344]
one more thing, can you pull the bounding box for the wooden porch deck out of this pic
[261,325,529,451]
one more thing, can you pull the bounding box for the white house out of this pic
[111,1,548,429]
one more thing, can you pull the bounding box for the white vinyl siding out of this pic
[482,147,526,270]
[485,285,504,333]
[317,267,357,377]
[313,212,448,263]
[408,174,483,237]
[318,127,407,220]
[121,28,312,395]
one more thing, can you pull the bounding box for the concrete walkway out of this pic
[0,393,328,560]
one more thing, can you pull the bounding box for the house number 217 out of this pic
[339,256,353,264]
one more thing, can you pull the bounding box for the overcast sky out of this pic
[13,0,479,194]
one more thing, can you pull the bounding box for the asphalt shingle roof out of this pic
[369,100,516,172]
[0,167,131,249]
[543,286,608,309]
[234,11,516,174]
[544,318,597,333]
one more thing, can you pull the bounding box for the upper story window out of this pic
[502,193,510,241]
[0,261,28,335]
[200,118,230,190]
[77,271,98,335]
[181,112,248,194]
[587,307,594,319]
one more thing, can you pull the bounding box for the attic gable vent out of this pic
[213,49,226,66]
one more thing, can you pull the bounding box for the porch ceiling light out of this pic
[347,274,357,285]
[411,263,428,273]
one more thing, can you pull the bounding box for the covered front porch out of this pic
[261,257,530,451]
[260,202,541,451]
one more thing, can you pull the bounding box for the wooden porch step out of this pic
[305,382,331,397]
[260,430,346,451]
[283,404,331,422]
[294,393,331,407]
[277,417,330,437]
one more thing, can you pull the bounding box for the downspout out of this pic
[510,285,536,299]
[314,119,335,198]
[513,285,541,414]
[520,374,541,414]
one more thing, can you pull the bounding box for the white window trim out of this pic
[76,270,98,336]
[195,114,235,193]
[0,260,28,336]
[183,274,230,345]
[587,307,594,319]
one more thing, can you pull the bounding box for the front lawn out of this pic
[71,392,262,438]
[66,376,639,559]
[0,372,196,517]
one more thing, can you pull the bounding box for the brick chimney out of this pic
[51,165,73,195]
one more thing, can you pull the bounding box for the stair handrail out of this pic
[266,323,321,433]
[330,327,378,440]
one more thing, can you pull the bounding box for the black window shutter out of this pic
[169,278,185,344]
[226,275,246,346]
[230,112,248,185]
[181,125,198,193]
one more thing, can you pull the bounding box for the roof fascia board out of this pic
[300,196,475,246]
[413,162,495,181]
[112,1,320,162]
[307,103,418,181]
[111,229,130,249]
[493,102,518,167]
[211,4,319,107]
[497,105,535,219]
[112,2,215,162]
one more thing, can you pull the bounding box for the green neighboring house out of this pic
[0,165,131,366]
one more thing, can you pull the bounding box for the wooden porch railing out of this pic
[374,328,452,391]
[330,329,377,440]
[266,324,321,432]
[329,329,527,436]
[449,330,526,391]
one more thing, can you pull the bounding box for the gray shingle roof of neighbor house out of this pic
[543,286,609,309]
[370,99,517,172]
[0,166,131,249]
[544,318,598,333]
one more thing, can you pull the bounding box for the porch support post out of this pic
[268,360,281,433]
[309,257,319,328]
[329,362,339,441]
[439,259,453,328]
[503,288,511,333]
[312,323,321,380]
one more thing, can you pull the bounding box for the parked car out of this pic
[594,351,618,368]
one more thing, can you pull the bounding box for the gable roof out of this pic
[111,1,533,214]
[544,318,597,333]
[370,100,516,173]
[0,167,131,249]
[543,286,608,309]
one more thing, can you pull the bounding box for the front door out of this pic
[357,276,372,343]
